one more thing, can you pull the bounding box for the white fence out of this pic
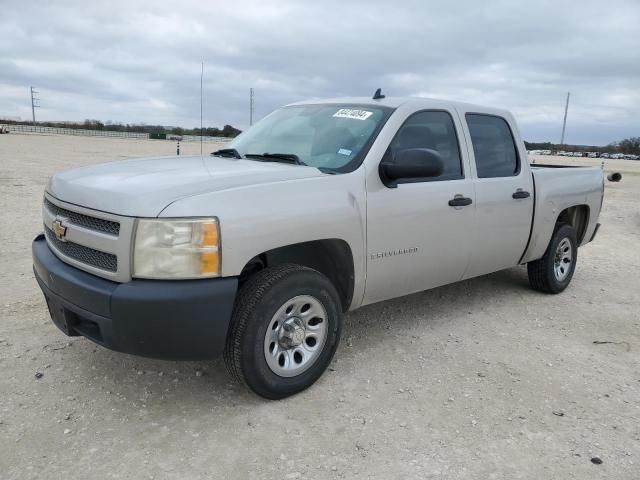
[0,124,231,143]
[179,134,230,143]
[1,124,149,138]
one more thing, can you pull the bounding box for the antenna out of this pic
[200,62,204,156]
[249,88,254,126]
[30,86,40,124]
[372,88,385,100]
[560,91,570,145]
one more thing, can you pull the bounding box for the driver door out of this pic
[363,109,476,304]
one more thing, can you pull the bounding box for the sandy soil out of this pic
[0,134,638,479]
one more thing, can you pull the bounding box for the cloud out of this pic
[0,0,638,144]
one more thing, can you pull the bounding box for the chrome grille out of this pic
[45,226,118,272]
[44,197,120,235]
[42,194,134,282]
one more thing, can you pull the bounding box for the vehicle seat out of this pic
[311,127,357,156]
[393,125,435,151]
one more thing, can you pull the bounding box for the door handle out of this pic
[448,196,473,207]
[512,190,530,199]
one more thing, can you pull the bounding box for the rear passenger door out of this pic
[459,111,534,279]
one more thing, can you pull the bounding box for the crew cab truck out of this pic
[32,96,605,399]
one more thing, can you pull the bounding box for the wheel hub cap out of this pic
[264,295,328,378]
[553,237,573,281]
[278,318,306,348]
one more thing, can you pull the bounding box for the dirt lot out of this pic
[1,134,638,479]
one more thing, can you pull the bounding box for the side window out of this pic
[466,114,519,178]
[388,110,463,181]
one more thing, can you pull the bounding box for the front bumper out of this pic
[32,234,238,360]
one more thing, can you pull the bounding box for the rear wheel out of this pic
[224,264,343,399]
[527,224,578,294]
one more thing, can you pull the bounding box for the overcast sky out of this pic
[1,0,638,145]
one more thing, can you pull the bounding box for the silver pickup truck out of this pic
[32,95,605,398]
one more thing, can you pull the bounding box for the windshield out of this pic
[226,104,393,172]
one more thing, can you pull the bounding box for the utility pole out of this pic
[560,91,570,145]
[30,86,40,124]
[249,88,254,126]
[200,62,204,156]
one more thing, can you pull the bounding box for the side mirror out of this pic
[380,148,444,187]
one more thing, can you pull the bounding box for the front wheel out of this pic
[527,224,578,294]
[224,264,343,399]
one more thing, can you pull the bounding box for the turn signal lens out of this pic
[201,222,219,247]
[200,251,220,274]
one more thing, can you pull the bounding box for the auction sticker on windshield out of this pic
[333,109,373,120]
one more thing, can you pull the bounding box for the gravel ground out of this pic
[1,134,639,479]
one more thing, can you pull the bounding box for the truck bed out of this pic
[520,165,604,263]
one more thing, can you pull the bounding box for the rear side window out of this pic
[388,110,463,181]
[466,114,519,178]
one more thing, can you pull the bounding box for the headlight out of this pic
[133,218,220,279]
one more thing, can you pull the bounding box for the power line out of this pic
[560,91,570,145]
[30,86,40,124]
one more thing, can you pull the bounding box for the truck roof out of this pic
[287,96,512,117]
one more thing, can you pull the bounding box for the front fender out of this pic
[160,171,367,309]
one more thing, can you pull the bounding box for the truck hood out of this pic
[47,155,326,217]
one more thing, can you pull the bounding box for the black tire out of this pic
[527,224,578,294]
[224,264,343,399]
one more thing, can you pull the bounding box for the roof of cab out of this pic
[286,96,512,117]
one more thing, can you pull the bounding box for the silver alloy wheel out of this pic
[553,237,573,281]
[264,295,328,378]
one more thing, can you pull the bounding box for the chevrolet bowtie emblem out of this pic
[52,219,67,241]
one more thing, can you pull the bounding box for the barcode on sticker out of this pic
[333,109,373,121]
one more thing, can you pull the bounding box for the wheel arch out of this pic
[555,204,590,244]
[238,239,355,312]
[522,202,592,264]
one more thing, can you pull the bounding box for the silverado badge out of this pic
[52,219,68,241]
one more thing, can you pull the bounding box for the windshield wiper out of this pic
[211,148,242,159]
[245,152,306,166]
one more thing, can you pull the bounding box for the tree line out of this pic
[2,117,637,154]
[525,137,640,155]
[1,119,242,137]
